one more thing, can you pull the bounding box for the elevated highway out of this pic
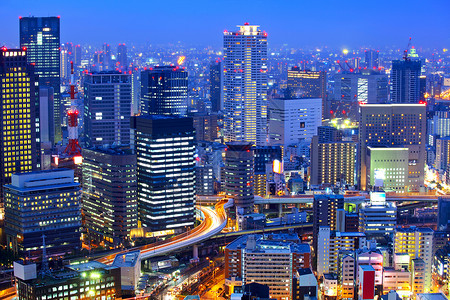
[97,199,233,265]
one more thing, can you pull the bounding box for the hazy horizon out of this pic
[1,0,449,50]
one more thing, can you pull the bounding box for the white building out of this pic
[382,267,411,298]
[223,24,268,146]
[339,254,356,299]
[269,97,322,146]
[356,248,384,286]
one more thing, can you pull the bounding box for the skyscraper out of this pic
[117,43,127,70]
[359,103,426,192]
[364,50,379,69]
[83,71,132,147]
[20,16,61,143]
[140,66,188,116]
[0,47,40,220]
[82,147,137,247]
[209,60,222,112]
[223,23,268,145]
[391,60,421,103]
[131,115,195,234]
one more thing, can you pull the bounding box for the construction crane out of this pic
[403,37,412,61]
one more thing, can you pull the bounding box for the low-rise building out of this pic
[225,234,311,300]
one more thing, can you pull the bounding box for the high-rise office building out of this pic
[287,67,326,116]
[312,194,344,253]
[73,44,82,67]
[391,60,421,103]
[223,24,268,146]
[83,71,132,147]
[4,169,81,258]
[224,143,255,217]
[20,16,61,143]
[269,97,322,146]
[358,103,426,191]
[364,50,379,69]
[225,234,311,300]
[394,227,434,292]
[117,44,127,70]
[310,135,356,186]
[82,147,137,247]
[131,115,195,234]
[209,60,222,112]
[331,70,389,120]
[140,66,188,116]
[0,48,40,220]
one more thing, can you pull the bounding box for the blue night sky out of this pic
[1,0,449,49]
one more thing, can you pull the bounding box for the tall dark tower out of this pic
[20,16,61,144]
[0,47,40,219]
[117,43,127,70]
[364,49,379,69]
[140,66,188,116]
[131,115,195,233]
[209,60,222,112]
[391,60,421,103]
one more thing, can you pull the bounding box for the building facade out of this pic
[82,147,137,247]
[358,104,426,192]
[225,234,311,300]
[223,24,268,146]
[224,143,255,216]
[210,60,222,112]
[20,16,61,143]
[310,136,356,186]
[4,169,81,258]
[83,71,132,147]
[140,66,188,116]
[131,115,195,234]
[0,48,40,220]
[269,98,322,146]
[391,60,421,104]
[394,227,434,292]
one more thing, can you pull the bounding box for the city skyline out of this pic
[1,0,449,49]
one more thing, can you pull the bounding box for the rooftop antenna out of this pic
[39,234,52,278]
